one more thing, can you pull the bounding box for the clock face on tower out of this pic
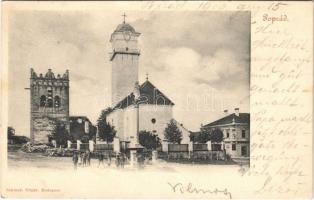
[123,31,131,41]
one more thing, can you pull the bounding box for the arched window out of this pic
[40,95,46,107]
[47,87,53,107]
[156,96,166,105]
[54,96,61,108]
[47,97,53,107]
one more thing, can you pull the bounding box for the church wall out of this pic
[123,106,138,144]
[107,109,124,140]
[175,123,191,144]
[138,104,173,141]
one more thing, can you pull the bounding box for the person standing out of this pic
[86,150,91,166]
[80,152,85,167]
[115,154,120,168]
[98,153,104,168]
[78,152,82,166]
[107,153,111,167]
[121,153,125,168]
[72,151,79,170]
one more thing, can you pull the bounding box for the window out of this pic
[156,96,166,105]
[47,87,53,107]
[54,96,61,108]
[232,143,236,151]
[242,130,246,138]
[47,97,53,107]
[241,146,247,156]
[40,95,46,107]
[151,118,156,124]
[226,132,229,138]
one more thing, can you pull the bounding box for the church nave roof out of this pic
[113,80,174,110]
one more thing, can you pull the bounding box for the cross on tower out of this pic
[146,73,149,81]
[122,12,127,24]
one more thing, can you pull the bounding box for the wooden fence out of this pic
[94,143,113,151]
[168,144,189,152]
[80,143,89,151]
[193,144,208,151]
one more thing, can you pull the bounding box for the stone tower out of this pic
[30,68,70,144]
[110,19,141,106]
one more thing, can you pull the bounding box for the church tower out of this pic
[110,14,141,106]
[30,68,70,144]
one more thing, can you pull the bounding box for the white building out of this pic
[202,108,250,160]
[106,19,190,148]
[107,80,175,147]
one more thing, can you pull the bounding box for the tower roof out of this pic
[114,23,136,33]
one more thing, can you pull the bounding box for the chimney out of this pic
[224,109,228,115]
[235,108,239,116]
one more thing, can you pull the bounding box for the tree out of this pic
[98,122,116,143]
[97,107,113,126]
[51,122,70,147]
[97,107,116,142]
[210,129,223,143]
[192,129,210,143]
[139,130,161,150]
[7,127,15,138]
[89,125,97,141]
[164,119,182,144]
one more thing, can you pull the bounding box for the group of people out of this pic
[97,152,127,168]
[115,153,127,168]
[72,150,91,170]
[97,152,112,167]
[72,150,147,170]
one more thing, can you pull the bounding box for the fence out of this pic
[94,143,113,151]
[168,144,189,152]
[70,143,77,149]
[193,144,208,151]
[168,144,189,160]
[211,144,222,151]
[80,143,89,151]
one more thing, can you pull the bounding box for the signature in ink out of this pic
[168,182,232,199]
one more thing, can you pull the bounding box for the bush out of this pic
[139,130,161,150]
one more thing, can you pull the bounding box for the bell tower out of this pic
[30,68,70,144]
[110,14,141,106]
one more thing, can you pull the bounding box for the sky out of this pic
[8,10,250,136]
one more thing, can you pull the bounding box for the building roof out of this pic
[203,113,250,127]
[115,23,136,33]
[113,80,174,110]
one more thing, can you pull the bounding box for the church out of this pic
[106,17,190,148]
